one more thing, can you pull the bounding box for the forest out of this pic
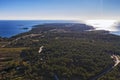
[0,23,120,80]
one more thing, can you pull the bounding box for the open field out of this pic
[0,47,27,70]
[0,47,27,53]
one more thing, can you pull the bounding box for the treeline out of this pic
[1,23,120,80]
[3,34,120,80]
[7,31,120,48]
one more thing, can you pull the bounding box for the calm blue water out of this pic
[111,31,120,36]
[0,20,120,38]
[0,20,75,38]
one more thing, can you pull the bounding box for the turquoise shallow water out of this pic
[0,20,75,38]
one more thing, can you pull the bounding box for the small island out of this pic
[20,27,29,30]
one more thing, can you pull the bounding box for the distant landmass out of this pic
[0,20,120,38]
[31,23,94,33]
[0,20,77,37]
[0,22,120,80]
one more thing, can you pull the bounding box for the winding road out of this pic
[37,46,120,80]
[91,54,120,80]
[38,46,44,53]
[111,55,120,67]
[1,34,41,48]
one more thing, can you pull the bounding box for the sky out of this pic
[0,0,120,20]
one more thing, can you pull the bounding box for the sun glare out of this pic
[85,20,118,31]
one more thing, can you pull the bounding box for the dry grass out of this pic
[0,47,27,53]
[0,47,27,60]
[0,47,28,70]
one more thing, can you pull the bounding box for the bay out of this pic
[0,20,120,38]
[0,20,74,38]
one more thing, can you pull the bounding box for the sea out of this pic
[0,20,75,38]
[0,20,120,38]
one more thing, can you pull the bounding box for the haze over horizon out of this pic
[0,0,120,20]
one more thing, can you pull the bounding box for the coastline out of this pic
[0,20,120,38]
[0,20,78,38]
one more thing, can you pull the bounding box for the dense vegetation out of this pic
[0,23,120,80]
